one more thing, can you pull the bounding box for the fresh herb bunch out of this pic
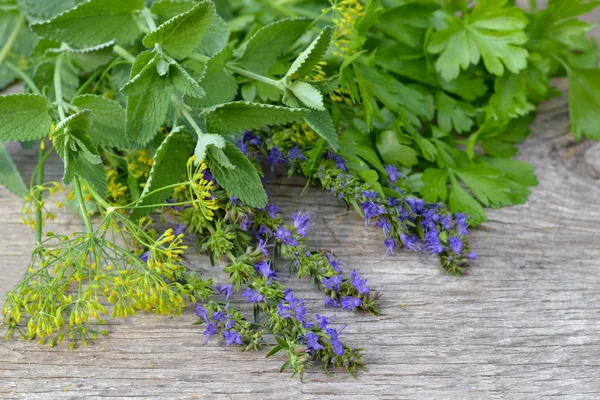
[0,0,598,378]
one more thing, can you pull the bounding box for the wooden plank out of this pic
[1,4,600,399]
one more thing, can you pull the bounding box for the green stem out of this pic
[73,176,94,234]
[0,14,24,66]
[172,95,204,136]
[529,0,537,12]
[113,45,136,64]
[54,53,66,120]
[226,64,285,91]
[4,61,41,95]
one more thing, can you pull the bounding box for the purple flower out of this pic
[195,303,208,321]
[230,196,238,205]
[203,323,217,343]
[288,146,306,161]
[239,215,253,231]
[305,332,324,352]
[223,329,243,346]
[256,239,269,256]
[281,290,306,322]
[216,283,234,301]
[225,318,236,330]
[255,260,276,279]
[327,328,344,356]
[324,297,339,308]
[315,314,329,329]
[384,237,396,256]
[455,213,469,236]
[257,225,272,237]
[362,190,379,200]
[468,251,477,260]
[425,229,444,254]
[406,198,424,214]
[243,131,262,147]
[267,147,286,171]
[265,204,279,219]
[322,275,342,292]
[242,288,264,303]
[385,165,400,183]
[140,251,150,263]
[166,199,182,213]
[441,215,452,231]
[174,224,186,236]
[203,170,214,183]
[292,211,312,237]
[375,218,392,237]
[341,296,361,310]
[400,233,421,252]
[274,226,298,246]
[277,302,292,319]
[326,254,343,273]
[350,270,370,294]
[449,236,463,256]
[236,139,249,154]
[323,151,347,171]
[360,202,386,225]
[212,311,226,322]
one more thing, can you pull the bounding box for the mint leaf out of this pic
[289,81,325,111]
[428,2,529,81]
[121,51,161,97]
[420,168,448,203]
[143,1,215,60]
[303,109,339,151]
[207,142,267,208]
[567,68,600,140]
[285,26,332,80]
[17,0,81,23]
[0,93,53,141]
[72,94,127,149]
[169,61,205,99]
[195,14,230,57]
[31,0,144,47]
[150,0,196,22]
[130,128,194,219]
[204,101,307,134]
[236,18,311,74]
[0,143,28,197]
[194,133,225,162]
[126,83,172,146]
[183,46,238,109]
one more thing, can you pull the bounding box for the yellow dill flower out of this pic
[328,0,365,57]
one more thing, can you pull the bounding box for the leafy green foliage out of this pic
[285,26,333,80]
[143,1,215,60]
[204,101,307,134]
[130,128,194,219]
[236,18,310,74]
[207,142,267,208]
[31,0,144,47]
[0,94,53,141]
[0,143,28,197]
[567,68,600,140]
[72,94,127,148]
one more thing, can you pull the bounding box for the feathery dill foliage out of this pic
[0,0,598,378]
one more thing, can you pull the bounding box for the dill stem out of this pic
[35,146,45,250]
[73,176,94,234]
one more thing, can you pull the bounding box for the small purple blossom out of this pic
[441,215,452,231]
[375,218,392,237]
[327,328,344,356]
[287,146,306,161]
[384,237,396,256]
[425,229,444,254]
[350,270,370,294]
[243,131,262,147]
[449,236,463,256]
[216,283,234,301]
[324,297,339,308]
[468,251,478,260]
[323,151,347,171]
[274,226,298,246]
[255,260,276,279]
[257,238,269,255]
[385,165,400,183]
[265,203,279,219]
[242,288,264,303]
[225,318,236,330]
[236,138,249,154]
[203,323,217,343]
[322,275,342,292]
[305,332,324,352]
[315,314,329,329]
[223,329,243,346]
[267,147,286,171]
[400,233,421,252]
[277,302,292,319]
[212,311,226,322]
[140,251,150,263]
[230,196,238,205]
[195,303,208,321]
[326,254,343,273]
[455,213,469,236]
[360,202,386,225]
[341,296,361,310]
[292,211,312,237]
[174,224,186,236]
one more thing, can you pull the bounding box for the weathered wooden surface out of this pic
[2,8,600,400]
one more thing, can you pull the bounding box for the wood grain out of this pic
[1,4,600,399]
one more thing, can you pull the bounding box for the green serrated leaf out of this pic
[130,128,194,219]
[204,101,307,134]
[0,93,53,142]
[285,26,332,80]
[194,133,225,162]
[17,0,81,23]
[72,94,127,149]
[289,81,325,111]
[31,0,144,47]
[449,174,486,224]
[567,67,600,140]
[169,61,205,99]
[236,18,311,74]
[121,51,161,97]
[454,164,511,208]
[0,143,28,197]
[376,130,418,167]
[184,46,238,109]
[303,109,339,151]
[150,0,196,22]
[143,1,215,60]
[195,14,230,57]
[207,142,267,208]
[436,92,476,134]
